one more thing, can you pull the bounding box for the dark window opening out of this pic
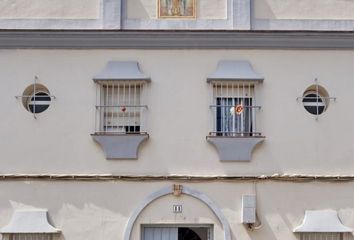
[302,93,326,115]
[178,228,202,240]
[28,92,51,114]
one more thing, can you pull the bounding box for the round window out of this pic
[302,85,329,115]
[22,84,51,114]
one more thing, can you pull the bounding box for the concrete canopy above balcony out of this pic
[207,60,264,82]
[0,209,61,234]
[294,210,352,233]
[93,61,150,82]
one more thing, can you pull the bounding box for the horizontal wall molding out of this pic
[0,174,353,182]
[253,19,354,31]
[1,30,354,49]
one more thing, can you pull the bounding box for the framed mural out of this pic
[158,0,196,19]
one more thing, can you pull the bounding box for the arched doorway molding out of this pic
[123,185,231,240]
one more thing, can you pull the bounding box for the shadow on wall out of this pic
[252,0,354,20]
[252,0,276,19]
[2,201,128,240]
[127,0,151,19]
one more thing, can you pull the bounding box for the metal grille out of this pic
[296,78,336,120]
[9,234,53,240]
[210,82,261,137]
[300,233,342,240]
[15,76,56,119]
[95,81,147,134]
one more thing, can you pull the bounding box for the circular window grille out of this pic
[22,84,51,114]
[302,85,329,115]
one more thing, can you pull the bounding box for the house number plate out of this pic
[173,205,182,213]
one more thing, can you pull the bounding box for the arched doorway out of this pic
[124,185,231,240]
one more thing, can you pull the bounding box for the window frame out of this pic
[4,233,54,240]
[141,224,213,240]
[210,81,261,137]
[300,232,343,240]
[95,80,147,135]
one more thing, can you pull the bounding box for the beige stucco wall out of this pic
[0,49,354,175]
[253,0,354,20]
[0,0,100,19]
[0,181,353,240]
[127,0,227,19]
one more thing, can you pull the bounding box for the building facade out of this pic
[1,1,354,240]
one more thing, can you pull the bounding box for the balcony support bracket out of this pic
[91,133,149,160]
[207,136,265,161]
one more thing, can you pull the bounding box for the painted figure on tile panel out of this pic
[158,0,196,18]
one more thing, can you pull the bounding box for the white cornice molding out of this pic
[1,30,354,49]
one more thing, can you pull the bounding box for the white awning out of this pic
[0,209,61,233]
[294,210,352,233]
[93,61,150,82]
[207,60,264,82]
